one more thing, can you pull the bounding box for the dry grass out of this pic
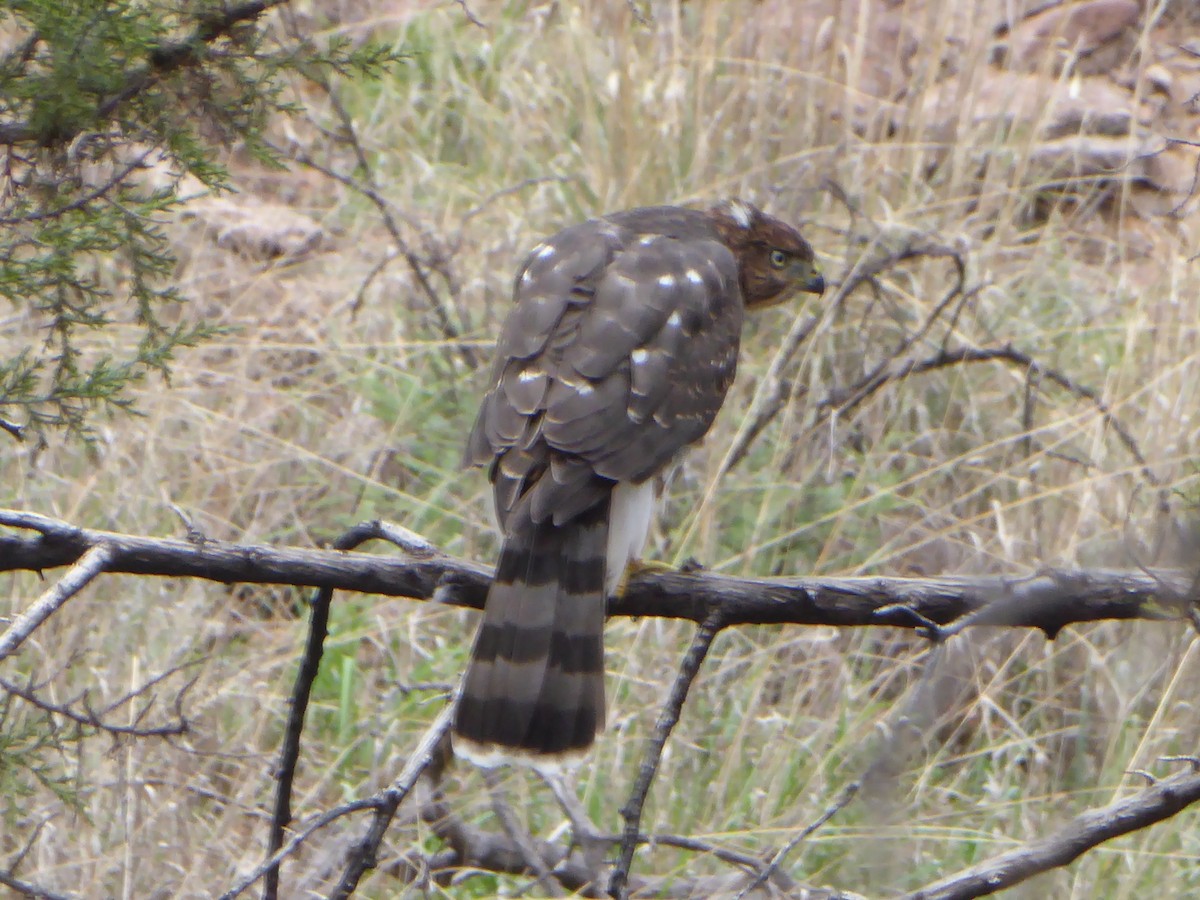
[4,0,1200,897]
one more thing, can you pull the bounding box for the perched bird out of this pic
[453,200,824,768]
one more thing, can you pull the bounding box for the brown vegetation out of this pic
[4,1,1200,897]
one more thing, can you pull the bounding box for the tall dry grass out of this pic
[3,0,1200,896]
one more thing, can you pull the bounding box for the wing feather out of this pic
[467,210,744,525]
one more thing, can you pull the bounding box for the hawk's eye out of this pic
[769,249,788,269]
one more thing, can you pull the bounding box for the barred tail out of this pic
[453,503,607,767]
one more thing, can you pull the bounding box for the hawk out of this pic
[453,200,824,767]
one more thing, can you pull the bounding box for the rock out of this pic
[1029,133,1159,182]
[1002,0,1140,75]
[181,198,329,260]
[1143,142,1200,196]
[920,71,1138,142]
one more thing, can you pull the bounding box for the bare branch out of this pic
[0,869,73,900]
[455,0,486,28]
[817,343,1165,505]
[482,770,566,897]
[0,669,189,738]
[219,706,453,900]
[264,578,333,900]
[264,519,437,899]
[901,765,1200,900]
[611,609,725,899]
[267,138,479,369]
[1,510,1191,637]
[734,783,860,900]
[328,704,454,899]
[0,543,113,661]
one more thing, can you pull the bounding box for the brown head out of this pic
[707,199,825,308]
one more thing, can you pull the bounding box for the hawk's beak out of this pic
[793,262,825,297]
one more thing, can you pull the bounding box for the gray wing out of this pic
[466,216,744,528]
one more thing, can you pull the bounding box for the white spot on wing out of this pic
[575,382,595,397]
[657,273,677,289]
[666,310,682,329]
[631,348,649,365]
[637,234,657,246]
[685,268,703,285]
[518,368,541,383]
[520,269,532,285]
[534,243,555,260]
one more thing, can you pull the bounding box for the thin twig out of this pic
[610,609,726,899]
[0,543,113,661]
[0,672,188,738]
[818,343,1165,505]
[329,704,454,899]
[283,141,476,366]
[481,770,565,897]
[455,0,486,27]
[217,800,380,900]
[733,782,860,900]
[223,707,452,899]
[0,869,74,900]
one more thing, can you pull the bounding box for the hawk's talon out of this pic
[615,558,677,598]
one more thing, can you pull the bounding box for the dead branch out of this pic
[816,342,1165,505]
[263,519,418,900]
[0,543,113,661]
[328,705,454,899]
[220,706,453,900]
[0,667,190,738]
[397,762,1200,898]
[900,762,1200,900]
[407,794,813,898]
[267,133,477,367]
[612,610,725,899]
[482,769,567,897]
[0,869,73,900]
[1,509,1190,639]
[734,783,860,900]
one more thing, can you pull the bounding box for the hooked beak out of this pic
[801,270,825,296]
[787,260,825,300]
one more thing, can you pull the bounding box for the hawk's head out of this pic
[709,199,825,309]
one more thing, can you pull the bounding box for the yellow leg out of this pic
[614,558,678,598]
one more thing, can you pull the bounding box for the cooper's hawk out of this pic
[453,200,824,767]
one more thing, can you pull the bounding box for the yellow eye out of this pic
[769,249,787,268]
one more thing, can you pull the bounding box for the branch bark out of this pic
[902,763,1200,900]
[1,509,1190,638]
